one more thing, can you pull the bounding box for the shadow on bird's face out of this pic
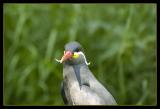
[59,41,90,65]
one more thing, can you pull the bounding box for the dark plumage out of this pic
[60,41,117,105]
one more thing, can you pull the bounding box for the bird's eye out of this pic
[74,48,80,52]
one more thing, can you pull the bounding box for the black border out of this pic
[157,2,159,108]
[0,0,158,3]
[1,2,4,109]
[1,1,159,109]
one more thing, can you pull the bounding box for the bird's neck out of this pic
[63,63,90,88]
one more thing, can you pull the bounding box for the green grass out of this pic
[4,4,156,105]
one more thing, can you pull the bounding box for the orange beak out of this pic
[60,51,73,63]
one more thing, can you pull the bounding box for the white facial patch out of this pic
[55,51,91,66]
[75,51,90,66]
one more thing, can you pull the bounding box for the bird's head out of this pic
[57,41,90,65]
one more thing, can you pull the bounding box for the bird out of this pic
[56,41,117,105]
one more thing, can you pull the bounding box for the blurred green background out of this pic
[4,4,156,105]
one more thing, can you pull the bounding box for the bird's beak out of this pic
[60,51,73,63]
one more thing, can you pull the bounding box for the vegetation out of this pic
[4,4,156,105]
